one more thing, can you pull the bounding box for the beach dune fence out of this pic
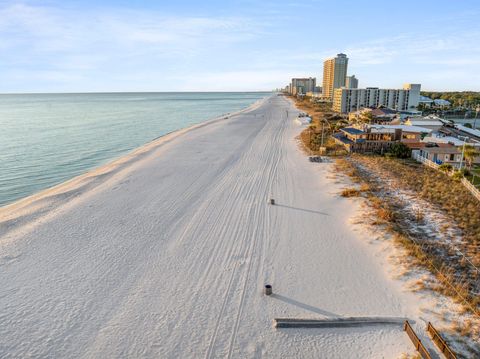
[403,320,432,359]
[427,322,457,359]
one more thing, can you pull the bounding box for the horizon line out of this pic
[0,90,276,95]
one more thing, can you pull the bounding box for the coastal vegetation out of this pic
[335,155,480,355]
[290,95,347,155]
[386,142,411,159]
[464,145,480,170]
[336,155,480,311]
[421,91,480,108]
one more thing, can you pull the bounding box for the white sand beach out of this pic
[0,95,428,358]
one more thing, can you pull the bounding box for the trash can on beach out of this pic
[265,284,272,296]
[270,199,275,205]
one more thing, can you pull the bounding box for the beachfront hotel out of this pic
[290,77,316,95]
[322,53,348,99]
[333,84,421,113]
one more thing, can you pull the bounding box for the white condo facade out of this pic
[333,84,421,113]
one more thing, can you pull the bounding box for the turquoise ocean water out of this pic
[0,92,270,207]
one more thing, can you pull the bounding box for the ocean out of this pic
[0,92,270,207]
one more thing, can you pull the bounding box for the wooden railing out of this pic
[427,322,457,359]
[412,152,480,202]
[404,320,432,359]
[412,152,439,169]
[461,177,480,201]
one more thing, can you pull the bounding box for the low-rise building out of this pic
[348,108,399,124]
[421,135,466,146]
[454,124,480,142]
[333,124,430,153]
[434,99,451,107]
[435,123,480,144]
[404,115,445,131]
[412,143,463,166]
[399,110,422,120]
[418,96,451,109]
[418,95,434,107]
[333,126,399,153]
[369,124,431,143]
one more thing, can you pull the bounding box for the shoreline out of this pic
[0,96,270,223]
[1,95,430,357]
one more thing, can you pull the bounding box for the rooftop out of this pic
[371,108,398,116]
[333,133,354,144]
[419,95,433,103]
[341,127,364,135]
[406,143,460,154]
[455,124,480,138]
[423,146,461,154]
[423,135,466,146]
[433,99,451,106]
[406,119,444,126]
[369,124,432,133]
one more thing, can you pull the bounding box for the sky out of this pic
[1,0,480,92]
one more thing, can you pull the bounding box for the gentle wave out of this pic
[0,92,270,206]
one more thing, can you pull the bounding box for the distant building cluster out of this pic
[281,52,479,170]
[282,53,421,113]
[290,77,316,96]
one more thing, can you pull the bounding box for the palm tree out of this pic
[463,145,479,170]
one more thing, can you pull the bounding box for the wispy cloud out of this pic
[0,2,264,90]
[344,32,480,66]
[1,1,480,91]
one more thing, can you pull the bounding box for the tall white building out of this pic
[322,53,348,99]
[290,77,316,95]
[333,84,421,113]
[345,75,358,89]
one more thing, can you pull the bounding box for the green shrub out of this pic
[452,171,464,181]
[389,142,412,159]
[438,163,453,173]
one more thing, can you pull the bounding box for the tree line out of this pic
[421,91,480,108]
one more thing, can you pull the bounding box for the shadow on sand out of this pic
[271,294,340,318]
[274,204,330,216]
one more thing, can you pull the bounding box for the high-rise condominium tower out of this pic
[346,75,358,89]
[322,53,348,99]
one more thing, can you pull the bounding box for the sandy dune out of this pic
[0,96,423,358]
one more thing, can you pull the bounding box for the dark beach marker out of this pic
[270,199,275,205]
[265,284,272,296]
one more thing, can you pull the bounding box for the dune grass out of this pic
[335,155,480,314]
[291,95,347,155]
